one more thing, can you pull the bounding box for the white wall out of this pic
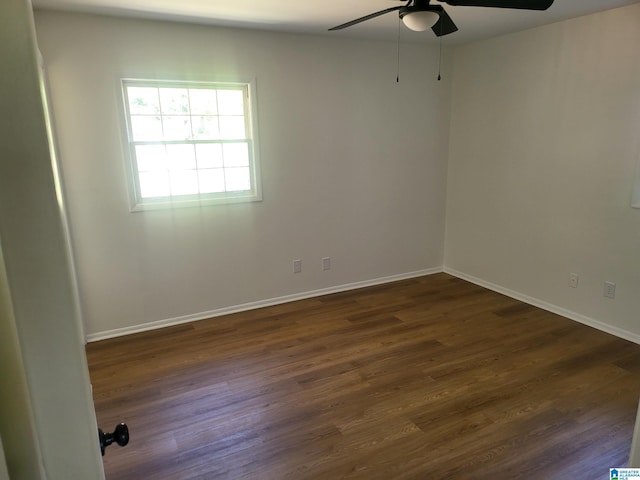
[37,6,640,343]
[445,4,640,339]
[34,11,451,338]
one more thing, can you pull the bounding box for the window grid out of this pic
[132,140,252,199]
[122,79,260,209]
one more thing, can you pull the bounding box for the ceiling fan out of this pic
[329,0,554,36]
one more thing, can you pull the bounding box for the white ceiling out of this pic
[31,0,640,45]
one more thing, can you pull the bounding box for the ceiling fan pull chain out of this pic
[437,33,442,81]
[437,17,443,81]
[396,17,401,83]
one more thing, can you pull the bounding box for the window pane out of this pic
[162,116,192,141]
[195,144,223,169]
[123,79,260,208]
[139,171,170,198]
[198,169,226,193]
[192,116,219,140]
[159,88,189,114]
[224,167,251,191]
[223,143,249,167]
[189,89,217,115]
[166,144,196,170]
[131,116,162,141]
[127,87,160,115]
[219,116,246,139]
[170,170,198,195]
[217,90,244,115]
[135,145,167,171]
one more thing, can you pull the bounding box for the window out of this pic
[121,79,261,210]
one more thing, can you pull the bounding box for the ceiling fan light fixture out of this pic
[401,11,440,31]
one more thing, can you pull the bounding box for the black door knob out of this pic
[98,423,129,456]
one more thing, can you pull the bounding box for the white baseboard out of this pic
[444,267,640,345]
[86,267,444,342]
[87,266,640,345]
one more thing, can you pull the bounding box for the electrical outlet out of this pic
[568,273,579,288]
[322,257,331,271]
[293,259,302,274]
[604,281,616,299]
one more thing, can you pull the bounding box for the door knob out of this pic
[98,423,129,456]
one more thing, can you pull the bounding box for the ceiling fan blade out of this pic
[430,5,458,37]
[329,6,403,31]
[442,0,553,10]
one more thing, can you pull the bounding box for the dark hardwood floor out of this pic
[87,273,640,479]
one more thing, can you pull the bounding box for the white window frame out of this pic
[120,78,262,211]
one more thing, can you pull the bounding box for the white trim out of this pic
[0,435,10,480]
[630,398,640,467]
[39,57,87,345]
[86,267,443,342]
[444,267,640,345]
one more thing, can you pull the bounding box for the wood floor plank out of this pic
[87,273,640,479]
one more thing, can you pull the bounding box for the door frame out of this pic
[0,0,105,477]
